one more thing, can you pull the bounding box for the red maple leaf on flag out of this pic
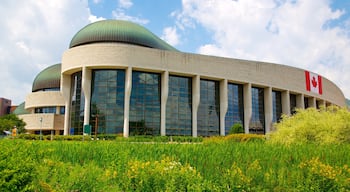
[312,77,318,88]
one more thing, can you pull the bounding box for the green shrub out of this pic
[0,141,36,191]
[229,123,244,134]
[268,106,350,145]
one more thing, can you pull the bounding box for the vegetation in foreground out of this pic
[0,106,349,191]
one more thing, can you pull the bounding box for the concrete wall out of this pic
[61,43,346,136]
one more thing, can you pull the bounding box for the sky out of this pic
[1,0,350,105]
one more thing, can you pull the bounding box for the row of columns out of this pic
[62,67,327,136]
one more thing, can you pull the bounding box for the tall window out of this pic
[290,94,297,114]
[304,97,309,109]
[198,79,220,136]
[272,91,282,123]
[129,71,161,135]
[70,72,84,135]
[166,75,192,136]
[250,87,265,134]
[225,83,244,135]
[90,70,125,135]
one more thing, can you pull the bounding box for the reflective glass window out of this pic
[198,79,220,136]
[225,83,244,134]
[35,107,56,114]
[272,90,282,123]
[304,97,309,108]
[129,71,161,135]
[90,70,125,135]
[290,94,297,114]
[250,87,265,134]
[166,75,192,136]
[70,72,84,135]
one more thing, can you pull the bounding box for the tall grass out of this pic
[0,139,349,191]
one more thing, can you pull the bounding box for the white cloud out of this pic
[112,0,148,25]
[0,0,93,104]
[112,8,149,25]
[118,0,133,9]
[176,0,350,99]
[161,27,180,46]
[89,15,106,23]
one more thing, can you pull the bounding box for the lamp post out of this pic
[39,117,43,140]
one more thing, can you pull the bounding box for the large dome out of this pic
[32,64,61,92]
[69,20,178,51]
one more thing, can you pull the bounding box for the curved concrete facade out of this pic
[61,43,345,136]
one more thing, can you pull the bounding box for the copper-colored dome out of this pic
[32,64,61,92]
[69,20,177,51]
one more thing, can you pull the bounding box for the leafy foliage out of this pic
[229,123,244,134]
[0,114,26,134]
[268,106,350,145]
[0,139,349,191]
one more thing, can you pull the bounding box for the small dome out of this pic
[69,20,177,51]
[32,64,61,92]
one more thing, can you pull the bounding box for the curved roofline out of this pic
[32,63,61,92]
[69,20,178,51]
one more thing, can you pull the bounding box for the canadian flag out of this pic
[305,71,322,95]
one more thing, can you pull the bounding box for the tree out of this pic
[0,114,26,134]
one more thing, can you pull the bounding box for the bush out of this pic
[268,106,350,145]
[229,123,244,134]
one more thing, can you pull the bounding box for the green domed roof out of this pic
[32,64,61,92]
[69,20,178,51]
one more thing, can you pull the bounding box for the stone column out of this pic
[123,67,132,137]
[309,97,316,108]
[243,83,252,133]
[161,71,169,136]
[61,74,71,135]
[281,90,290,116]
[264,87,272,134]
[296,94,304,109]
[220,79,228,136]
[82,67,92,127]
[192,75,200,137]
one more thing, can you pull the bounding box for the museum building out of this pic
[18,19,346,137]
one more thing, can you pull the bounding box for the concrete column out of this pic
[82,67,92,127]
[243,83,252,133]
[220,79,228,136]
[296,94,304,109]
[61,74,71,135]
[161,71,169,136]
[309,97,316,108]
[192,75,200,137]
[264,87,273,134]
[123,67,132,137]
[281,90,290,116]
[320,100,326,108]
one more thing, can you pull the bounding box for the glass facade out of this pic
[35,107,56,114]
[129,71,161,135]
[290,94,297,114]
[166,75,192,136]
[70,72,84,135]
[225,83,244,134]
[90,70,125,135]
[272,91,282,123]
[250,87,265,134]
[198,79,220,136]
[304,97,309,108]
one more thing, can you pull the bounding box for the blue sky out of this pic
[0,0,350,105]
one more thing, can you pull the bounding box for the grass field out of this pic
[1,137,350,191]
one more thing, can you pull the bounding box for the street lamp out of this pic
[39,117,43,140]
